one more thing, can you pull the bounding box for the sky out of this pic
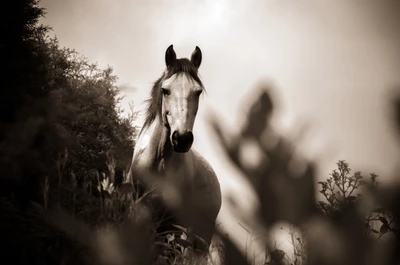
[40,0,400,260]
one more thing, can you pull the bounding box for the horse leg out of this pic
[189,218,215,257]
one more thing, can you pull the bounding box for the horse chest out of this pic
[164,153,195,195]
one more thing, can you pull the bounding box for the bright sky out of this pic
[40,0,400,260]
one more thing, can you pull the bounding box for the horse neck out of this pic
[131,116,195,185]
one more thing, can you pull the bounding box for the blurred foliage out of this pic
[209,86,400,265]
[210,88,316,228]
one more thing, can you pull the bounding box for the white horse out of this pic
[127,45,222,255]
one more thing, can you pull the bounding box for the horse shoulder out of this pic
[191,150,222,218]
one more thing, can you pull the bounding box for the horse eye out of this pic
[162,88,171,96]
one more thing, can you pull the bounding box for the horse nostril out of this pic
[172,131,179,146]
[172,131,178,141]
[185,131,194,143]
[171,130,194,152]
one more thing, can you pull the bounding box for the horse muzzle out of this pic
[171,130,194,153]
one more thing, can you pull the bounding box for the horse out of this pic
[127,45,222,257]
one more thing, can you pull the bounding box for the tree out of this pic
[0,0,137,207]
[48,42,137,188]
[0,0,65,206]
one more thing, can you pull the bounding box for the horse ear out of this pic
[165,44,176,67]
[190,46,202,69]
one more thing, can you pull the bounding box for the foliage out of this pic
[317,160,363,216]
[317,161,397,240]
[209,84,400,265]
[47,37,136,186]
[0,0,136,207]
[0,0,61,204]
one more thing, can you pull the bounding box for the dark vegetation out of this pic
[1,1,400,265]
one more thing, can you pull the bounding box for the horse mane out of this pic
[142,58,204,130]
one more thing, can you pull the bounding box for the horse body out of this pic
[127,45,222,255]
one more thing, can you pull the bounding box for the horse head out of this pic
[161,45,204,153]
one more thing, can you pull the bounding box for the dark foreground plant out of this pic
[209,84,400,265]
